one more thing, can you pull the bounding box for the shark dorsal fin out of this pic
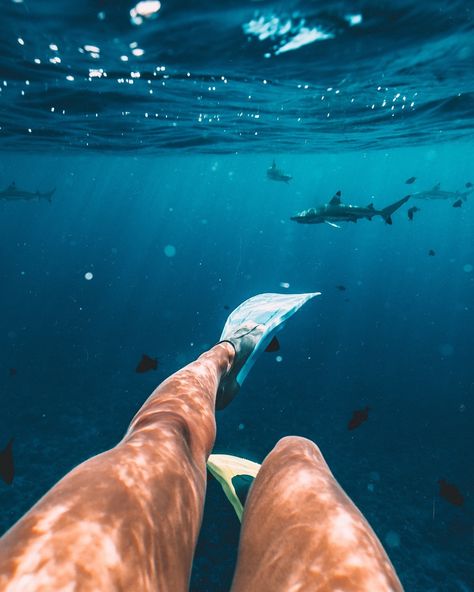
[367,203,375,210]
[433,182,441,191]
[329,190,341,206]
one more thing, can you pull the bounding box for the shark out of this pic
[290,191,410,228]
[267,160,292,184]
[411,182,472,204]
[0,182,55,203]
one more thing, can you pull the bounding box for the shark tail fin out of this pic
[381,195,410,225]
[207,454,261,521]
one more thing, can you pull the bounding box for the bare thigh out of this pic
[231,436,403,592]
[0,343,234,592]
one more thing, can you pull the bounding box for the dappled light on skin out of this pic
[0,343,234,592]
[231,436,403,592]
[0,340,403,592]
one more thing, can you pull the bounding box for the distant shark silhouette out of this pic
[411,182,472,205]
[0,182,55,203]
[267,160,292,184]
[291,191,410,227]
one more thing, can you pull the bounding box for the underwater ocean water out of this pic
[1,0,474,590]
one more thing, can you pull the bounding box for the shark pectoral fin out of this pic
[207,454,261,521]
[325,221,341,228]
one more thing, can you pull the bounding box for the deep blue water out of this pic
[1,1,474,591]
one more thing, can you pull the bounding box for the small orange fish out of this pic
[438,479,464,507]
[348,406,370,430]
[136,354,158,373]
[0,438,14,485]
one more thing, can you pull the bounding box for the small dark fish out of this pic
[452,199,462,208]
[466,182,472,188]
[265,336,280,352]
[9,368,17,377]
[407,206,420,220]
[405,176,416,185]
[136,354,158,373]
[348,406,370,430]
[223,305,230,310]
[0,438,14,485]
[438,479,464,507]
[336,285,346,291]
[429,249,436,256]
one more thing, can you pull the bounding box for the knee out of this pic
[273,436,325,464]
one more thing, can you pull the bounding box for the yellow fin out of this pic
[207,454,261,521]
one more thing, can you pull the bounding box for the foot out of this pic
[215,292,320,410]
[217,322,266,409]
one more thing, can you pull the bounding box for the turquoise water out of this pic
[1,0,474,588]
[1,145,473,589]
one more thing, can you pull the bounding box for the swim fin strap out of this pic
[207,453,261,521]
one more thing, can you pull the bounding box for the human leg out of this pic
[0,291,319,591]
[0,342,234,592]
[231,436,403,592]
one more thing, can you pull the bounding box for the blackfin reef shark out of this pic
[0,182,55,203]
[290,191,410,228]
[267,160,292,184]
[411,182,472,205]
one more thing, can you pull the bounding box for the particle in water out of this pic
[439,343,454,357]
[275,355,283,363]
[84,272,93,280]
[164,244,176,257]
[384,531,400,548]
[238,423,245,431]
[463,264,473,273]
[279,282,290,288]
